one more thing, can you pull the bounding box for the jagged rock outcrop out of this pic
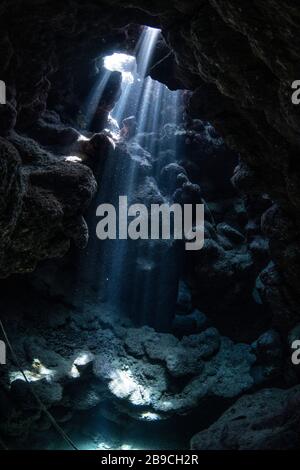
[0,1,140,276]
[191,386,300,450]
[0,133,97,277]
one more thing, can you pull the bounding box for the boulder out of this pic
[191,386,300,450]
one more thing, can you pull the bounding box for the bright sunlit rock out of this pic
[108,369,137,398]
[9,359,55,384]
[65,156,83,163]
[108,368,151,406]
[140,411,161,421]
[74,352,94,367]
[70,352,94,378]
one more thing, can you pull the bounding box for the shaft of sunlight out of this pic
[81,26,183,330]
[83,70,111,128]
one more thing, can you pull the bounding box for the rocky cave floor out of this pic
[1,262,299,450]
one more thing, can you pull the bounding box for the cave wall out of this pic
[0,0,300,328]
[133,0,300,330]
[0,1,140,276]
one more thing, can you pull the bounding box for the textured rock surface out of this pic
[191,386,300,450]
[0,132,97,277]
[0,290,277,438]
[0,1,137,276]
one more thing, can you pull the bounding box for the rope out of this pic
[0,319,79,451]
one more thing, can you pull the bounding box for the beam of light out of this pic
[125,85,183,328]
[136,92,182,329]
[83,48,135,131]
[110,27,160,124]
[83,70,111,129]
[77,26,184,333]
[102,28,183,322]
[135,76,154,135]
[100,27,162,303]
[146,80,163,156]
[136,27,160,79]
[111,79,134,123]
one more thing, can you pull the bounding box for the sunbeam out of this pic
[86,27,184,329]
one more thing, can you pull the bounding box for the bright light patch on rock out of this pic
[64,156,83,163]
[70,364,80,378]
[9,359,55,384]
[109,369,137,398]
[74,352,94,367]
[140,411,161,421]
[108,368,151,406]
[70,352,94,378]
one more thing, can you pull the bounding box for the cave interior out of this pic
[0,0,300,451]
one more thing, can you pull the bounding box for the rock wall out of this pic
[124,0,300,329]
[191,385,300,450]
[0,1,140,276]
